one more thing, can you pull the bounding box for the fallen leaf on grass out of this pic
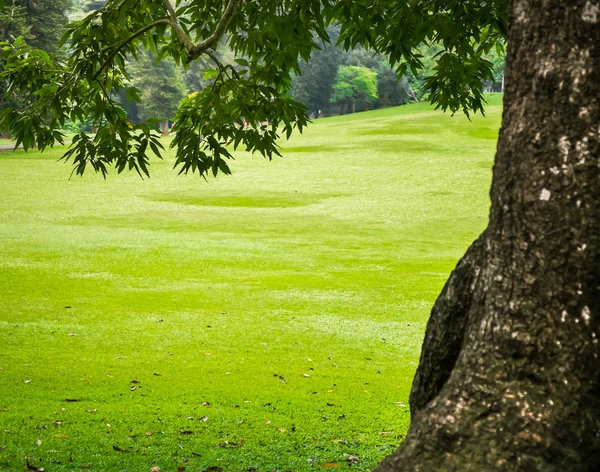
[347,455,360,464]
[67,333,77,337]
[379,431,392,436]
[145,432,153,437]
[23,380,32,384]
[130,386,137,391]
[201,401,211,407]
[302,374,310,378]
[278,428,286,433]
[26,460,45,471]
[149,467,161,472]
[264,420,271,425]
[216,440,238,448]
[321,463,339,469]
[52,420,62,425]
[112,445,130,453]
[86,409,97,413]
[53,434,69,439]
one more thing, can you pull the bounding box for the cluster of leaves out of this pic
[0,0,507,178]
[330,65,379,111]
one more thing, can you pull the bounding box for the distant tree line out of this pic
[291,25,505,117]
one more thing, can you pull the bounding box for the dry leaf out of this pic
[321,463,339,469]
[201,402,211,407]
[264,420,271,425]
[302,374,310,378]
[145,432,153,436]
[86,409,97,413]
[53,434,69,439]
[23,379,32,384]
[278,427,286,433]
[67,333,77,337]
[347,455,360,464]
[149,467,161,472]
[52,420,62,425]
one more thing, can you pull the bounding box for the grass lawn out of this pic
[0,94,502,471]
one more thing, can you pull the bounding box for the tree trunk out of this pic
[160,120,170,135]
[377,0,600,470]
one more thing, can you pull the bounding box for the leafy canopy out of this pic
[0,0,507,178]
[330,65,378,108]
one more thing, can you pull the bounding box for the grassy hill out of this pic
[0,96,502,471]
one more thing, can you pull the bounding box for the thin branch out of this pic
[207,50,239,79]
[93,18,172,81]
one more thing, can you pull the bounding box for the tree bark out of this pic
[377,0,600,470]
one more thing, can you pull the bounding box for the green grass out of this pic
[0,94,502,471]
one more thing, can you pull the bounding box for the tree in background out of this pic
[0,1,31,44]
[292,25,344,117]
[1,1,598,469]
[330,65,378,113]
[23,0,71,54]
[128,51,187,134]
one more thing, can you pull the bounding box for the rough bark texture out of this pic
[376,0,600,470]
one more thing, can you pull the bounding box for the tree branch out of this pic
[189,0,243,60]
[161,0,196,52]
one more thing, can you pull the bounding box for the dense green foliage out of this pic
[330,66,378,113]
[291,26,413,116]
[0,0,506,179]
[0,96,502,471]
